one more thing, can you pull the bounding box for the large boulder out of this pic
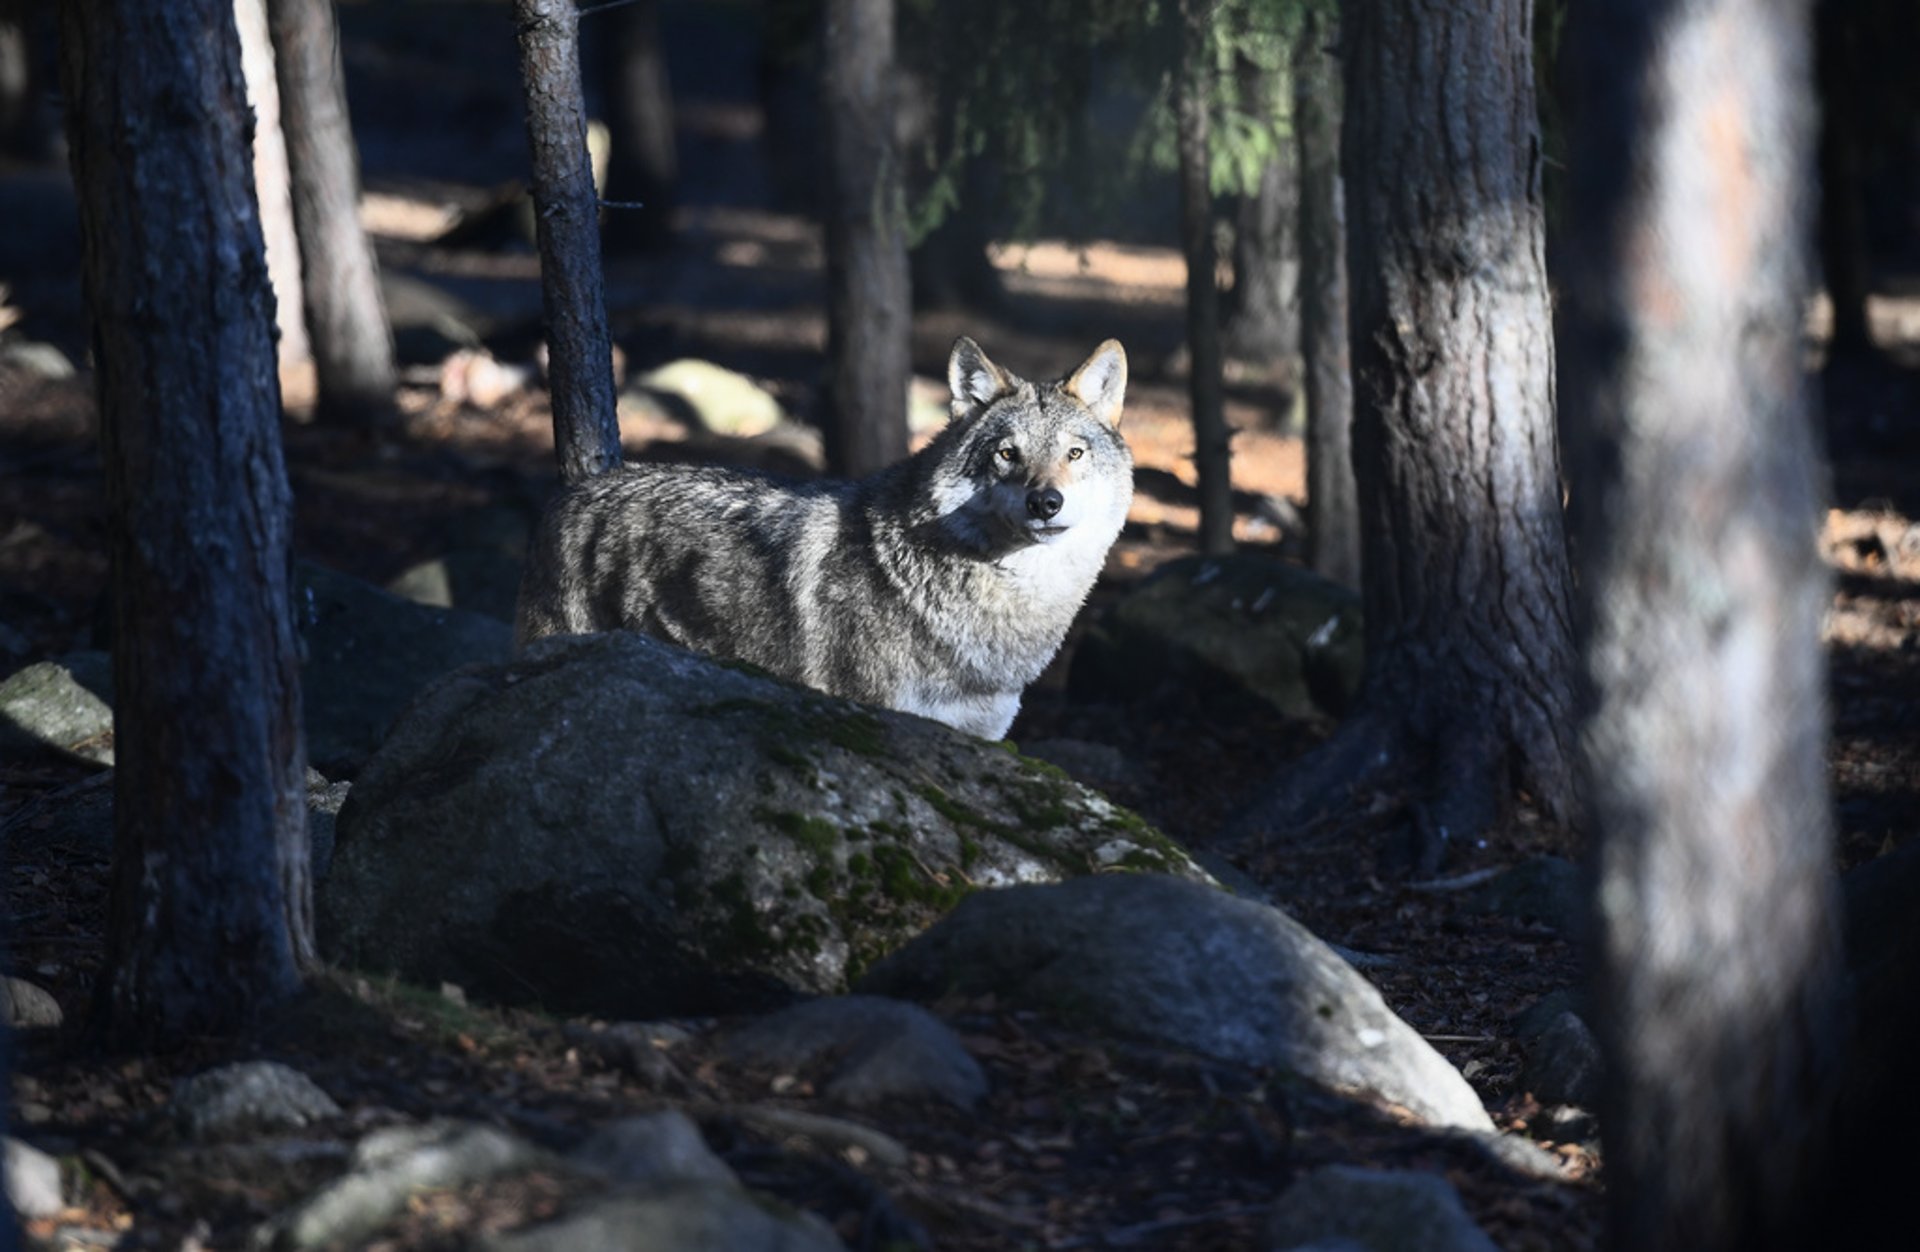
[320,632,1208,1018]
[1069,553,1363,718]
[295,562,512,775]
[859,874,1493,1131]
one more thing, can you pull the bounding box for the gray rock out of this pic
[257,1120,546,1251]
[1069,554,1363,719]
[1531,1103,1598,1145]
[1511,988,1585,1043]
[1440,1129,1567,1182]
[1520,1011,1602,1108]
[859,874,1492,1131]
[1463,856,1584,932]
[479,1182,844,1252]
[628,359,785,438]
[0,652,114,765]
[307,772,352,882]
[320,632,1210,1019]
[174,1061,341,1142]
[1,977,64,1030]
[0,340,76,380]
[295,562,512,775]
[4,1137,62,1219]
[1268,1165,1499,1252]
[721,995,987,1110]
[569,1111,735,1187]
[386,549,525,624]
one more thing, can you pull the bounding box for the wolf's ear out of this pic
[1065,339,1128,427]
[948,336,1011,418]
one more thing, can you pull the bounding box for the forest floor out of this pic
[3,2,1919,1246]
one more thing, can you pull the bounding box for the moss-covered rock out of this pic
[1069,553,1363,719]
[319,632,1209,1018]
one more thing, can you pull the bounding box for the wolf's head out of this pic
[917,337,1133,555]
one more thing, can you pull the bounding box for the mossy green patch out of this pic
[754,807,842,857]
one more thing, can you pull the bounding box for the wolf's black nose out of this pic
[1027,487,1064,520]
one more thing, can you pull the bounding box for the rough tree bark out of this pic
[1226,0,1578,862]
[61,0,313,1048]
[1176,0,1234,555]
[597,0,677,255]
[1560,0,1844,1247]
[820,0,911,477]
[515,0,623,484]
[1294,3,1357,589]
[1222,55,1300,367]
[267,0,397,425]
[236,0,310,371]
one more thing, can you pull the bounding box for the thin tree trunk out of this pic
[1295,6,1357,589]
[236,0,310,372]
[598,0,677,255]
[515,0,623,484]
[1561,0,1843,1247]
[61,0,313,1049]
[820,0,911,477]
[1223,54,1300,368]
[1815,0,1873,359]
[1177,0,1234,555]
[268,0,396,425]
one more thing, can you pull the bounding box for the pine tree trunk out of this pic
[515,0,623,484]
[60,0,313,1049]
[1228,0,1577,856]
[1560,0,1843,1247]
[1295,7,1357,590]
[1222,55,1300,368]
[236,0,310,372]
[598,0,677,255]
[1176,0,1234,556]
[267,0,396,426]
[820,0,910,477]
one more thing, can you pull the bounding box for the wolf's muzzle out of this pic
[1026,487,1064,521]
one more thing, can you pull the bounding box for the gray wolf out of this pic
[515,337,1132,740]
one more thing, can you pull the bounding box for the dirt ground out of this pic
[3,3,1919,1247]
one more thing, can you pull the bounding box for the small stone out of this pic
[4,1138,62,1218]
[1268,1165,1500,1252]
[0,653,115,765]
[722,996,988,1111]
[569,1111,735,1187]
[174,1061,341,1141]
[1520,1010,1602,1108]
[2,977,64,1029]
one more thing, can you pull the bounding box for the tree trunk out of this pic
[1223,55,1300,368]
[820,0,910,477]
[1294,7,1357,590]
[60,0,313,1049]
[236,0,310,372]
[515,0,623,484]
[268,0,396,426]
[1560,0,1843,1247]
[1176,0,1234,556]
[1226,0,1578,857]
[597,0,677,255]
[1815,0,1873,359]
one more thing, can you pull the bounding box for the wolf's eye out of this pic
[997,447,1019,464]
[1067,447,1085,461]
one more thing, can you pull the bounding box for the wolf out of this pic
[515,337,1132,740]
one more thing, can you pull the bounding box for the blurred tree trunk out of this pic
[597,0,677,254]
[1176,0,1234,555]
[1222,54,1300,369]
[515,0,623,484]
[1815,0,1873,360]
[820,0,910,476]
[60,0,314,1049]
[1226,0,1577,860]
[0,0,46,161]
[1294,4,1357,589]
[1561,0,1844,1247]
[267,0,396,426]
[236,0,310,372]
